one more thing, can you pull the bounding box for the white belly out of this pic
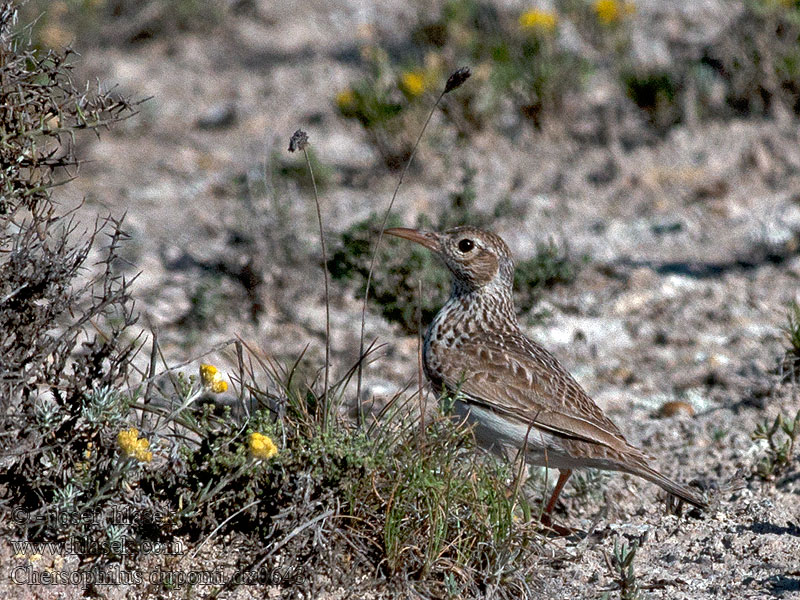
[451,399,620,472]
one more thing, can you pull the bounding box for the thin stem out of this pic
[417,277,425,443]
[303,148,331,431]
[355,90,446,425]
[235,339,247,417]
[142,321,158,426]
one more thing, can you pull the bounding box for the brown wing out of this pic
[436,331,631,452]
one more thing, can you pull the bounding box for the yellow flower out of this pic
[248,432,278,460]
[593,0,635,25]
[336,88,356,111]
[199,364,228,393]
[400,70,427,98]
[117,428,153,463]
[29,553,42,563]
[519,9,558,33]
[84,442,93,459]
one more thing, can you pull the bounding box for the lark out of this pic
[386,226,707,529]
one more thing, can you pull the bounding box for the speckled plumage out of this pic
[386,225,707,524]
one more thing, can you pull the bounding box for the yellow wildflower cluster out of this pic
[519,9,558,33]
[248,432,278,460]
[400,53,446,99]
[400,69,428,98]
[199,364,228,393]
[117,428,153,463]
[593,0,635,25]
[336,88,357,112]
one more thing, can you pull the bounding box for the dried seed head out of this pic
[444,67,471,94]
[288,129,309,152]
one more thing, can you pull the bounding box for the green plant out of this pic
[379,412,540,590]
[11,384,146,551]
[334,45,418,170]
[623,71,680,129]
[273,147,333,192]
[337,1,591,165]
[115,334,545,597]
[710,427,729,444]
[751,409,800,481]
[783,300,800,372]
[754,300,800,480]
[328,213,448,333]
[493,7,588,127]
[514,241,580,315]
[604,536,642,600]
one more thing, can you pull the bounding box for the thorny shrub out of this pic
[0,2,139,547]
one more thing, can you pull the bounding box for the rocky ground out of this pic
[8,0,800,598]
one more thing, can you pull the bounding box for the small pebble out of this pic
[196,103,237,130]
[658,400,695,418]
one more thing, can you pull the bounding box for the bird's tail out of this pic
[625,462,708,509]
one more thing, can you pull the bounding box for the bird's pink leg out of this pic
[540,469,572,534]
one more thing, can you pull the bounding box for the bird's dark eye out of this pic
[457,238,475,253]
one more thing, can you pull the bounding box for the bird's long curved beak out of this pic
[384,227,440,252]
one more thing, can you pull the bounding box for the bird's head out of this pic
[385,226,515,294]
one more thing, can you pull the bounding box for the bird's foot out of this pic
[539,513,576,537]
